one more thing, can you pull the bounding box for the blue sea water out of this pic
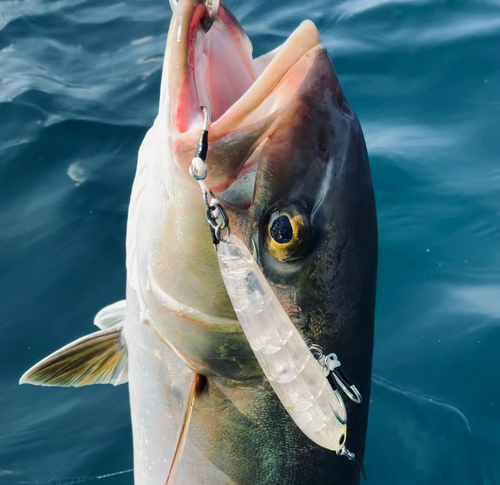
[1,0,499,483]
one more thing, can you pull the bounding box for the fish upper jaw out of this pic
[163,0,324,193]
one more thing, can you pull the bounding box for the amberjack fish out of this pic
[21,1,377,483]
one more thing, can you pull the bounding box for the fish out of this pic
[20,1,378,484]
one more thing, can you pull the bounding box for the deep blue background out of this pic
[1,0,499,483]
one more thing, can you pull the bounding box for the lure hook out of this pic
[325,353,363,404]
[306,341,363,405]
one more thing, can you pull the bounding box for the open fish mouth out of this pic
[167,0,323,193]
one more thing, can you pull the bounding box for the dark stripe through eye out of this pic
[270,215,293,244]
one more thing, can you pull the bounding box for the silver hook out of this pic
[332,372,363,404]
[306,341,363,406]
[201,105,210,130]
[329,391,347,425]
[325,354,362,404]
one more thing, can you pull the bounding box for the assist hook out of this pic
[306,339,363,405]
[169,0,220,32]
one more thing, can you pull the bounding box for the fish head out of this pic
[19,2,377,482]
[141,0,376,463]
[142,1,329,361]
[127,0,377,484]
[152,0,377,361]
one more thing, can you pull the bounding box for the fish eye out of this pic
[265,204,310,261]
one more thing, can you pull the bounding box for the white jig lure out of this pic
[217,235,348,452]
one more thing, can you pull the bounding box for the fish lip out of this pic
[166,0,322,190]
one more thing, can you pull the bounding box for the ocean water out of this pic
[1,0,499,483]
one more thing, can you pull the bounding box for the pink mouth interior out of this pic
[175,5,320,137]
[192,7,256,122]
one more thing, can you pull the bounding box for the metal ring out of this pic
[307,342,326,363]
[215,225,230,243]
[210,204,229,229]
[205,207,219,229]
[189,164,207,181]
[306,340,324,354]
[337,446,356,461]
[205,205,228,230]
[203,189,216,207]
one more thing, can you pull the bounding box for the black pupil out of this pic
[270,215,293,244]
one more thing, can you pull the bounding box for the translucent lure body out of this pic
[217,235,347,451]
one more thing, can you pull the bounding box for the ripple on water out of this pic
[366,375,486,484]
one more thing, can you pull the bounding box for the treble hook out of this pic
[169,0,220,32]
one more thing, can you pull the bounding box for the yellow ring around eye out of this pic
[265,205,310,261]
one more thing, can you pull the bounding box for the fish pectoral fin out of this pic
[19,325,128,387]
[94,300,127,329]
[166,374,204,485]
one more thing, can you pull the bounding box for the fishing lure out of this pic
[190,107,359,458]
[217,235,348,451]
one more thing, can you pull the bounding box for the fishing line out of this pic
[26,469,134,485]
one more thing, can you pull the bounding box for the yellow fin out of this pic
[19,325,127,387]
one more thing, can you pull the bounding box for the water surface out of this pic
[1,0,499,483]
